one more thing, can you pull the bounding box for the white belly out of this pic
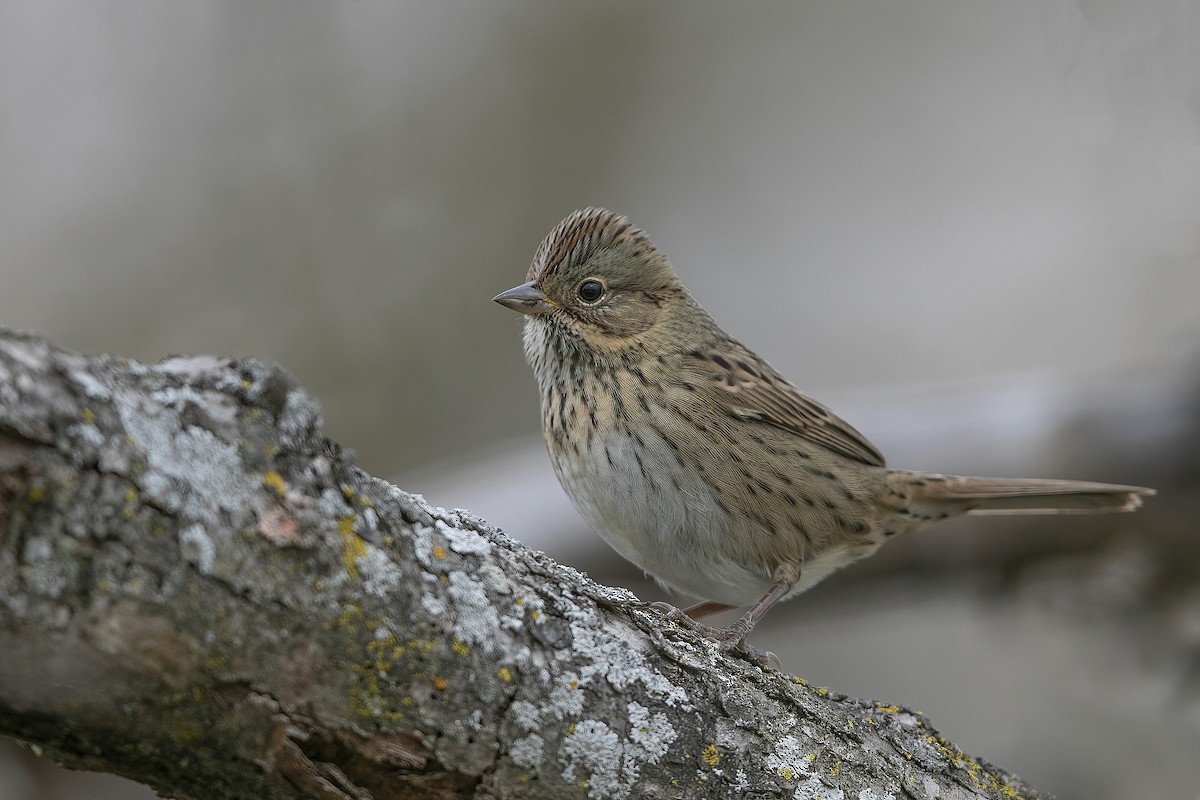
[549,425,777,607]
[549,427,884,608]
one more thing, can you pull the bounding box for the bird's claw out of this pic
[648,602,777,668]
[647,600,685,621]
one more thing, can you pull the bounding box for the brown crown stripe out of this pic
[529,208,647,281]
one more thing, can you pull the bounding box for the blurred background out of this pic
[1,1,1198,797]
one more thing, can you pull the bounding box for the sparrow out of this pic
[494,207,1154,661]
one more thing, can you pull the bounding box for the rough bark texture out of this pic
[0,327,1048,800]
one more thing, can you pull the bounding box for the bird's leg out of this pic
[683,600,735,620]
[650,571,796,667]
[709,577,793,654]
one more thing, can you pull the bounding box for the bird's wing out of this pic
[685,344,886,467]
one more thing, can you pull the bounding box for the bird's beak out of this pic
[493,280,552,315]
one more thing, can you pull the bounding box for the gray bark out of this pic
[0,327,1048,800]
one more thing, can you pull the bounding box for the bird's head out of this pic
[493,208,688,352]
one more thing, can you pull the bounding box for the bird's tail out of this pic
[887,472,1154,517]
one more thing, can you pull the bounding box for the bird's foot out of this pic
[648,602,778,668]
[705,629,778,669]
[648,600,695,625]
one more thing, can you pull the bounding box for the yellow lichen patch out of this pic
[81,408,96,424]
[202,654,230,675]
[432,677,448,692]
[261,471,287,498]
[327,602,363,634]
[932,736,966,768]
[451,639,469,658]
[432,546,446,559]
[407,638,438,655]
[780,766,795,782]
[497,667,512,683]
[27,487,44,503]
[337,515,365,579]
[876,704,900,713]
[829,760,841,777]
[701,744,719,768]
[176,721,203,743]
[121,489,139,518]
[816,687,828,697]
[367,633,404,672]
[342,484,356,502]
[348,672,387,721]
[933,737,1031,798]
[999,782,1029,800]
[344,620,414,724]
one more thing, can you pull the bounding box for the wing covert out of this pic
[684,345,886,467]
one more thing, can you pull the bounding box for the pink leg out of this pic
[681,600,734,620]
[648,599,732,621]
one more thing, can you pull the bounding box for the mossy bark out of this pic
[0,327,1048,800]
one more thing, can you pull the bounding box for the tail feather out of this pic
[894,473,1155,516]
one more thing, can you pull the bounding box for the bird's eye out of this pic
[577,279,605,304]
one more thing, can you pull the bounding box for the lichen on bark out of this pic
[0,327,1049,800]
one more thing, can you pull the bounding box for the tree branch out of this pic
[0,327,1048,799]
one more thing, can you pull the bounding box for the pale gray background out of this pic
[2,1,1198,798]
